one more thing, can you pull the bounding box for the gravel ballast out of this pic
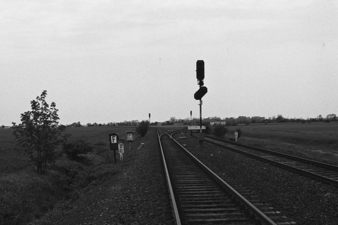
[177,133,338,225]
[53,129,175,225]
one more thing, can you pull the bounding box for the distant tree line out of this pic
[6,113,336,130]
[182,114,337,126]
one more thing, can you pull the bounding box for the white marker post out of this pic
[118,143,124,161]
[234,132,238,142]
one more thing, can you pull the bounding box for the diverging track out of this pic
[158,129,291,225]
[201,135,338,187]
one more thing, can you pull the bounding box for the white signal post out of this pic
[118,143,124,161]
[234,132,238,142]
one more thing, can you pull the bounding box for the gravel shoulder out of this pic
[54,129,174,225]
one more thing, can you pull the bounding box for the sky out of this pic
[1,0,337,126]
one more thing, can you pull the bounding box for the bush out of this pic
[63,139,93,160]
[136,120,149,137]
[212,124,228,137]
[48,160,86,188]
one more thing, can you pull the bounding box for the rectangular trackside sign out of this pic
[109,133,119,150]
[126,131,134,142]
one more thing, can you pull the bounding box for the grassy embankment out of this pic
[224,122,338,164]
[0,126,138,225]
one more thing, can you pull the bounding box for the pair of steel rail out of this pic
[158,128,280,225]
[201,135,338,187]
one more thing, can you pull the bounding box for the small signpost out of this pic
[126,131,134,151]
[109,133,119,164]
[118,143,124,161]
[234,131,238,142]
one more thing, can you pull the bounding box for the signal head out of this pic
[196,60,204,81]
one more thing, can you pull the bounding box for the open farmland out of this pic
[225,122,338,164]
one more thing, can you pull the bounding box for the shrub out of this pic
[48,160,86,190]
[136,120,149,137]
[212,124,228,137]
[63,139,93,160]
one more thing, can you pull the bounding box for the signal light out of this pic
[196,60,204,81]
[194,86,208,100]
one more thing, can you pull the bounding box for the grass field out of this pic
[225,122,338,164]
[0,126,139,225]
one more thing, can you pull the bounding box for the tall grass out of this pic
[0,170,63,225]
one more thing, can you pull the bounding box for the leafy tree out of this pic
[12,90,68,174]
[136,120,149,137]
[276,114,284,123]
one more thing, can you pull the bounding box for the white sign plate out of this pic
[111,135,118,143]
[188,126,206,130]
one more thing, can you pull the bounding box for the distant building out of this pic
[210,121,226,126]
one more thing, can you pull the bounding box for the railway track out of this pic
[198,135,338,187]
[158,129,295,225]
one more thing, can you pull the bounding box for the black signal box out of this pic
[109,133,119,150]
[194,86,208,100]
[196,60,204,81]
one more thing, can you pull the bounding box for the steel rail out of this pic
[157,130,182,225]
[206,135,338,171]
[167,130,277,225]
[195,135,338,187]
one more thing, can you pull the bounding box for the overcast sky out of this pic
[1,0,337,125]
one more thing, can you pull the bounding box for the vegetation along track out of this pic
[201,135,338,187]
[158,129,294,225]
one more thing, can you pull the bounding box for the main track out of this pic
[158,129,295,225]
[199,135,338,187]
